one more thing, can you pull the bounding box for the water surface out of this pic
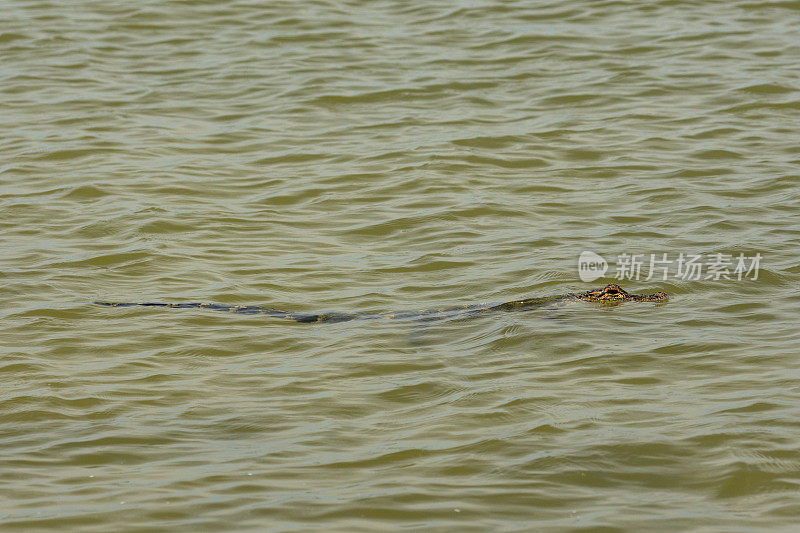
[2,0,800,530]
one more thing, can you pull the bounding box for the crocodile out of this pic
[95,283,667,324]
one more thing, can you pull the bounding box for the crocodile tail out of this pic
[93,301,298,319]
[92,301,364,322]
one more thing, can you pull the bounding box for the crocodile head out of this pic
[576,283,668,303]
[645,291,669,302]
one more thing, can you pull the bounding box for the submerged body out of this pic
[95,283,667,324]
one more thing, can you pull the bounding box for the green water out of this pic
[2,1,800,531]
